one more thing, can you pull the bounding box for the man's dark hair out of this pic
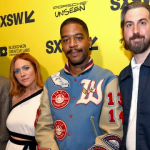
[120,1,150,48]
[60,17,89,37]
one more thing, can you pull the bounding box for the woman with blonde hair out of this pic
[6,53,44,150]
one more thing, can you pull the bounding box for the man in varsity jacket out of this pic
[35,17,123,150]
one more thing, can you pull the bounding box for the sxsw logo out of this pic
[111,0,149,11]
[46,36,98,54]
[0,47,7,56]
[0,10,35,27]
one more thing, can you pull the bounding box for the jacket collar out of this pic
[120,53,150,81]
[143,53,150,67]
[64,56,94,76]
[120,62,132,81]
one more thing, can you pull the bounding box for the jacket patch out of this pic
[102,134,121,150]
[51,90,70,109]
[54,120,67,140]
[76,79,104,105]
[89,145,107,150]
[51,72,69,88]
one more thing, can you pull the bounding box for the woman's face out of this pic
[14,59,36,89]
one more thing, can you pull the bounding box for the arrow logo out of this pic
[25,10,35,23]
[90,36,98,50]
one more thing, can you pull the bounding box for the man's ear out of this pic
[89,37,92,48]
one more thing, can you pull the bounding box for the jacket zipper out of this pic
[90,115,98,137]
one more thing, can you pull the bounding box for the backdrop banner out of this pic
[0,0,143,81]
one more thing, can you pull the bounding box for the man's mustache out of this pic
[66,49,83,55]
[130,33,145,40]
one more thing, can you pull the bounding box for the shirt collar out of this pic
[131,57,141,69]
[64,56,94,75]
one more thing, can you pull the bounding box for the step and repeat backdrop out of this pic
[0,0,146,81]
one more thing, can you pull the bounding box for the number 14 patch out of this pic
[107,92,124,124]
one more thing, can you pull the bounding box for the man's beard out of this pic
[125,33,150,54]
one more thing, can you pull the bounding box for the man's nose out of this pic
[133,24,140,34]
[69,38,77,48]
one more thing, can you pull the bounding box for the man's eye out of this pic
[76,37,83,40]
[126,23,132,28]
[14,69,20,74]
[140,21,146,25]
[63,39,69,42]
[23,66,30,71]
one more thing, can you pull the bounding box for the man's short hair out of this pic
[60,17,89,37]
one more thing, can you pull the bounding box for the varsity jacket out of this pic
[119,53,150,150]
[35,58,123,150]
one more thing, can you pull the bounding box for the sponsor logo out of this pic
[110,0,149,11]
[0,10,35,27]
[46,36,98,54]
[0,47,7,56]
[102,134,121,150]
[0,44,30,57]
[53,1,87,17]
[54,120,67,140]
[51,90,70,109]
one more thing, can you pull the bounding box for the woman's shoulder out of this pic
[12,95,23,106]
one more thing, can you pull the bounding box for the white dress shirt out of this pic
[126,57,141,150]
